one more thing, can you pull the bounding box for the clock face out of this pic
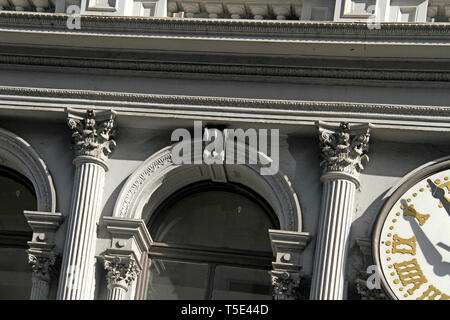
[375,167,450,300]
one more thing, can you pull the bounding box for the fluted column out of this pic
[57,109,116,300]
[310,121,371,300]
[103,256,141,300]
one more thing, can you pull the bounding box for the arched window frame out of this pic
[136,181,280,300]
[0,165,37,249]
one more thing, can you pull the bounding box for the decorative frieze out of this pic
[0,0,449,22]
[168,1,303,19]
[0,0,54,11]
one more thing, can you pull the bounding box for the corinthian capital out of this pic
[67,108,117,162]
[316,121,371,182]
[270,270,301,300]
[103,255,141,291]
[28,253,58,282]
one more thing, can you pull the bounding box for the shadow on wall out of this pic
[346,191,389,294]
[363,140,450,177]
[109,128,174,162]
[286,134,322,276]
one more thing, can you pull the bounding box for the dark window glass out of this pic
[145,183,277,300]
[147,259,209,300]
[0,166,36,299]
[151,186,277,252]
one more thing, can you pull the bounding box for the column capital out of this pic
[354,278,388,300]
[270,270,302,300]
[269,229,311,300]
[352,237,388,300]
[316,121,372,186]
[100,217,153,298]
[28,251,59,282]
[24,211,64,298]
[103,255,141,291]
[24,211,64,280]
[66,108,117,165]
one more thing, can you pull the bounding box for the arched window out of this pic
[143,182,279,300]
[0,166,36,299]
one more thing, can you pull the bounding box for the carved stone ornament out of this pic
[354,278,388,300]
[104,256,141,291]
[317,121,371,179]
[270,270,301,300]
[28,254,58,282]
[67,109,117,162]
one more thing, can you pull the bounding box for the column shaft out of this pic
[107,287,127,300]
[311,121,371,300]
[310,179,356,299]
[57,161,106,300]
[30,278,50,300]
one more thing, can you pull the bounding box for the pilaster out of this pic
[103,255,141,300]
[269,229,311,300]
[100,217,152,300]
[24,210,64,300]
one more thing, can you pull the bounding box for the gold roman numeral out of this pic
[417,285,449,300]
[437,181,450,204]
[403,205,430,226]
[394,258,428,295]
[392,234,416,255]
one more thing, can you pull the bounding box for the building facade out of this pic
[0,0,449,300]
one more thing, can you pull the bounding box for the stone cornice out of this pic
[0,12,449,40]
[0,54,449,85]
[0,86,449,116]
[0,86,449,138]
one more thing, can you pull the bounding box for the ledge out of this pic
[0,86,449,143]
[0,11,449,39]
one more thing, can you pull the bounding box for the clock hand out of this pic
[427,179,450,218]
[402,200,450,277]
[437,242,450,254]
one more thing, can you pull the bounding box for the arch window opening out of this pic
[0,166,37,299]
[142,182,279,300]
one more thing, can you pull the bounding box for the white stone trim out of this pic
[112,143,304,232]
[0,128,56,212]
[0,87,449,135]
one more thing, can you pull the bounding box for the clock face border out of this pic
[372,159,450,300]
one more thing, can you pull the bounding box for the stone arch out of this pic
[0,128,56,212]
[113,140,303,232]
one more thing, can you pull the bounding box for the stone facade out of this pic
[0,1,448,300]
